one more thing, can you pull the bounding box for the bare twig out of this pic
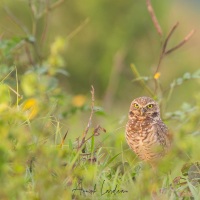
[163,22,179,53]
[155,22,179,74]
[83,125,106,144]
[153,23,194,96]
[145,1,195,98]
[146,2,194,88]
[165,29,195,55]
[146,0,162,36]
[78,86,95,150]
[154,23,194,76]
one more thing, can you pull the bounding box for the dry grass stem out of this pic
[78,85,95,150]
[60,130,68,148]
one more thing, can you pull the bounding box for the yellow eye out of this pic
[133,103,139,108]
[147,104,153,108]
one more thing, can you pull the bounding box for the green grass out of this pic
[1,91,200,199]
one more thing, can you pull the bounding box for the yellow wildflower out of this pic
[154,72,161,80]
[50,36,65,55]
[72,95,86,107]
[23,98,39,119]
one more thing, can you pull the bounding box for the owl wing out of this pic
[153,121,171,151]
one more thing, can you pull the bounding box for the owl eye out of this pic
[147,104,153,108]
[133,103,139,108]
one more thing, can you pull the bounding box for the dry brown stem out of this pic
[155,22,194,75]
[146,0,163,36]
[155,22,179,74]
[165,29,195,55]
[60,130,68,148]
[78,86,95,150]
[146,1,194,95]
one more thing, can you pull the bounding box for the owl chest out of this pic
[126,120,161,160]
[128,120,154,138]
[129,126,155,147]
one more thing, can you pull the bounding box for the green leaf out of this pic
[0,84,10,104]
[94,106,106,116]
[0,37,24,57]
[21,73,38,96]
[183,72,191,80]
[41,76,58,92]
[56,69,69,76]
[90,135,95,153]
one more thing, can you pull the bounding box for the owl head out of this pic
[128,96,160,120]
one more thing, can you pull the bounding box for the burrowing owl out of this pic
[125,96,171,163]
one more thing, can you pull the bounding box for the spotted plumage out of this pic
[125,96,171,163]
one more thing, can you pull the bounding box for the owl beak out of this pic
[141,108,146,116]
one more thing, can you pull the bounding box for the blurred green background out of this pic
[0,0,200,199]
[0,0,199,112]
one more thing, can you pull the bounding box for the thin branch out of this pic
[146,0,162,36]
[154,23,194,76]
[155,22,179,74]
[162,22,179,54]
[83,125,106,144]
[165,29,195,55]
[145,1,195,99]
[153,24,194,95]
[78,86,95,150]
